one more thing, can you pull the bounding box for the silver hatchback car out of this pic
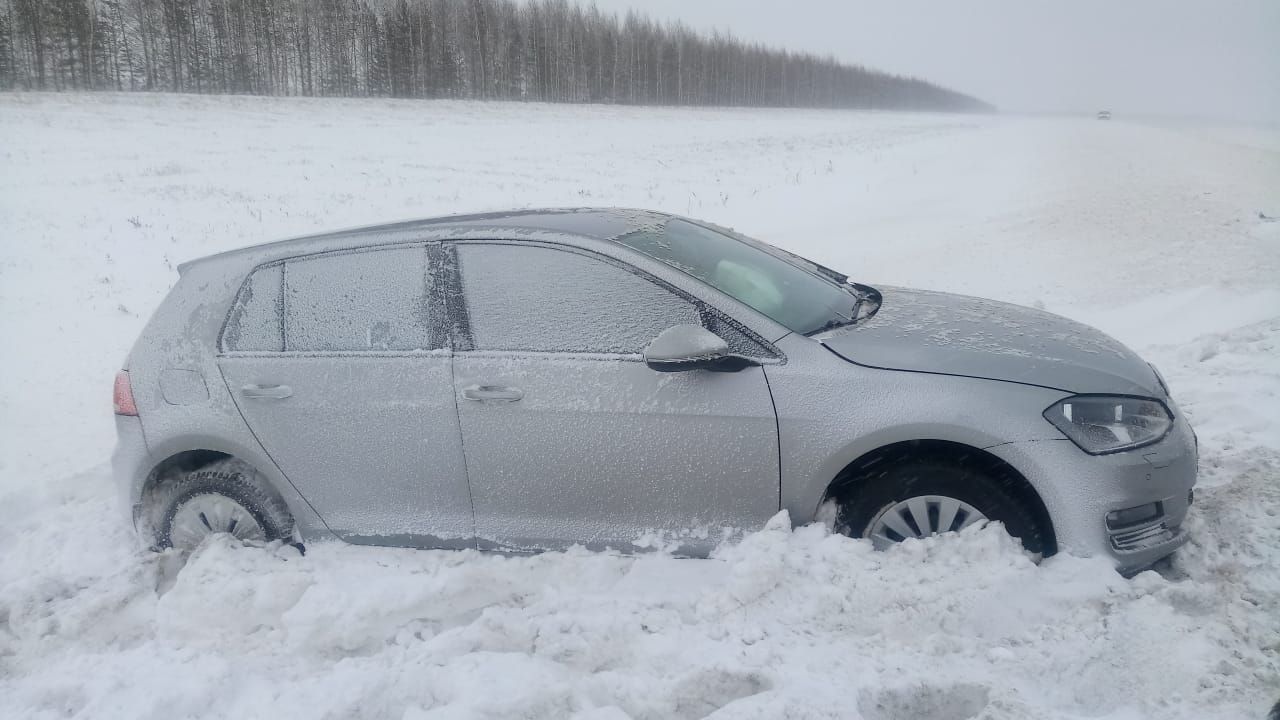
[112,208,1197,572]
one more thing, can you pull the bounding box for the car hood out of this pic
[820,286,1162,396]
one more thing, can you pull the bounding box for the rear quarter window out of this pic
[223,263,283,352]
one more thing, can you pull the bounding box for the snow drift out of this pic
[0,93,1276,719]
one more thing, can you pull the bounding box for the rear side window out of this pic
[223,245,432,352]
[457,243,701,354]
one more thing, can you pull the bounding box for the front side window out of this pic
[223,245,431,352]
[456,243,701,354]
[614,218,858,335]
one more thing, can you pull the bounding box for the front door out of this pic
[217,244,474,547]
[449,241,780,553]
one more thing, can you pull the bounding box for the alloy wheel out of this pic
[168,492,267,551]
[865,494,988,549]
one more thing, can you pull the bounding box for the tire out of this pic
[153,459,294,551]
[835,456,1048,556]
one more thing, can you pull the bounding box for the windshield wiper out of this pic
[848,282,883,323]
[804,284,883,336]
[805,316,856,335]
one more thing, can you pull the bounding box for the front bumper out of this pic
[989,412,1198,573]
[110,414,151,530]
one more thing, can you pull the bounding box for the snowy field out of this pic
[0,93,1277,719]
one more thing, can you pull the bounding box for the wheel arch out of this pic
[135,437,334,542]
[819,438,1058,556]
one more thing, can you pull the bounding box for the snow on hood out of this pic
[820,286,1164,396]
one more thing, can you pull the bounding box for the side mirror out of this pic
[643,325,756,373]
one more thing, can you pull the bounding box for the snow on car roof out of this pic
[177,207,674,274]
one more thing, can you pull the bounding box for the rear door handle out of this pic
[241,383,293,400]
[462,385,523,402]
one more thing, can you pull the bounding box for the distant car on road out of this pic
[1097,110,1112,120]
[113,208,1197,573]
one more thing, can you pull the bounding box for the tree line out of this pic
[0,0,993,112]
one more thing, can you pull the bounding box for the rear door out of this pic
[217,244,474,547]
[448,241,780,554]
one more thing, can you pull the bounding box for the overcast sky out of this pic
[589,0,1279,122]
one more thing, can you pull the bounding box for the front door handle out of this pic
[241,383,293,400]
[462,385,523,402]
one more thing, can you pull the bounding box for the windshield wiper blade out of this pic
[848,282,883,322]
[804,313,861,336]
[806,284,883,336]
[807,318,850,335]
[850,294,866,323]
[807,285,883,336]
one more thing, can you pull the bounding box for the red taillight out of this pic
[113,370,138,416]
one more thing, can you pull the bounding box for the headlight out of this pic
[1043,396,1173,455]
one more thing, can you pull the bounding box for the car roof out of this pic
[177,207,673,274]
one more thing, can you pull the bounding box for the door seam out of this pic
[437,242,481,548]
[213,359,337,538]
[761,365,784,513]
[447,352,481,550]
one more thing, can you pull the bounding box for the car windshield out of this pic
[614,218,857,335]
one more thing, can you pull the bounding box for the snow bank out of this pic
[0,93,1277,719]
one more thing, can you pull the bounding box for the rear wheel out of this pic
[835,457,1048,555]
[153,460,294,551]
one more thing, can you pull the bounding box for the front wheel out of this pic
[835,458,1049,556]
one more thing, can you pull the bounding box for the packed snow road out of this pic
[1,93,1277,719]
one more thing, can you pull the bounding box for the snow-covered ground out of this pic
[0,93,1277,719]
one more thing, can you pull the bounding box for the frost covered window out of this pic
[283,246,431,352]
[615,219,858,335]
[457,244,701,353]
[224,263,283,351]
[703,312,773,358]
